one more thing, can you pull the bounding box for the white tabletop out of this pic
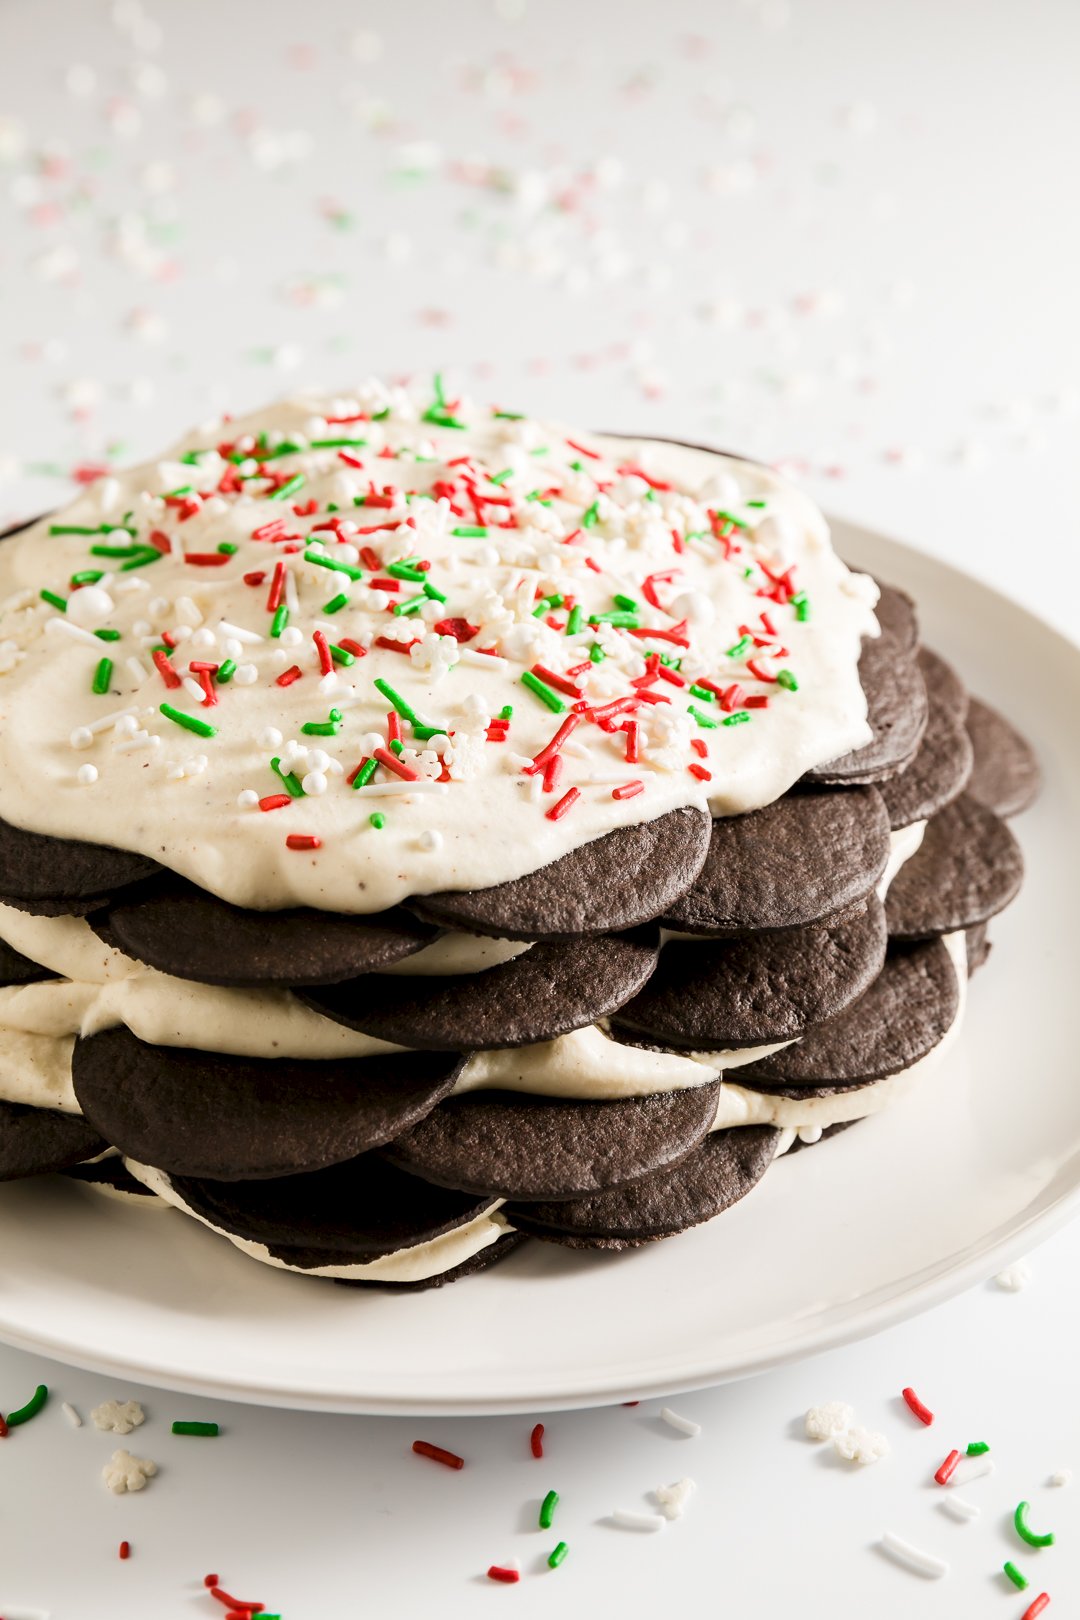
[0,1,1078,1614]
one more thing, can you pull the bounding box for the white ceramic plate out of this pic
[0,522,1075,1415]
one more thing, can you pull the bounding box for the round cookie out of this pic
[504,1125,777,1246]
[965,697,1041,818]
[412,806,711,942]
[965,921,991,975]
[334,1230,526,1290]
[383,1081,721,1201]
[0,815,160,905]
[98,878,435,987]
[878,689,974,830]
[612,895,887,1050]
[73,1027,464,1180]
[299,929,660,1051]
[0,935,57,986]
[733,937,960,1087]
[918,646,968,723]
[804,633,929,785]
[872,580,919,652]
[163,1152,499,1266]
[65,1157,160,1201]
[885,793,1023,940]
[0,1099,105,1181]
[662,787,890,935]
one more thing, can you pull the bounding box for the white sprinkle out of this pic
[655,1478,696,1520]
[302,771,328,796]
[114,731,160,755]
[92,1398,145,1435]
[181,677,205,705]
[318,672,340,696]
[280,625,303,647]
[46,617,105,649]
[353,781,450,798]
[65,585,115,628]
[880,1532,949,1579]
[125,656,150,684]
[86,706,139,736]
[237,789,258,809]
[174,595,202,627]
[1050,1468,1073,1487]
[940,1495,980,1523]
[995,1260,1032,1291]
[418,829,443,852]
[70,726,94,750]
[76,764,98,785]
[611,1510,666,1532]
[947,1454,994,1488]
[233,663,259,685]
[459,647,508,668]
[833,1426,889,1465]
[660,1407,700,1438]
[217,620,263,644]
[62,1401,82,1427]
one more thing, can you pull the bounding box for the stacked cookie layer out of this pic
[0,390,1037,1287]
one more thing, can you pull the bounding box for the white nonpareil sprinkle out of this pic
[655,1478,696,1520]
[833,1426,890,1466]
[102,1448,157,1494]
[237,789,258,809]
[91,1398,145,1435]
[1050,1468,1073,1487]
[660,1407,701,1438]
[879,1531,949,1580]
[805,1401,856,1441]
[940,1495,980,1522]
[233,663,259,685]
[418,829,443,852]
[611,1509,666,1532]
[76,764,99,786]
[61,1401,83,1427]
[995,1260,1033,1292]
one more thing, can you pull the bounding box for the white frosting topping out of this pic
[0,384,878,914]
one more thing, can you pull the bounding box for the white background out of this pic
[0,1,1078,1615]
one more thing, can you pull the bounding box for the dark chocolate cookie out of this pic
[504,1124,777,1246]
[662,787,890,935]
[383,1081,721,1201]
[334,1229,526,1290]
[299,929,659,1051]
[0,935,57,986]
[804,633,928,786]
[612,895,887,1050]
[733,937,960,1087]
[97,877,435,987]
[878,688,974,829]
[73,1027,463,1180]
[0,815,160,905]
[872,580,919,652]
[885,793,1024,940]
[965,697,1041,818]
[412,807,711,941]
[917,646,968,723]
[0,1100,105,1181]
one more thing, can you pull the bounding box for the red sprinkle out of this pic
[386,710,401,744]
[624,720,639,763]
[901,1387,935,1426]
[746,657,777,683]
[744,695,770,709]
[691,738,708,758]
[626,620,690,647]
[531,663,582,699]
[433,617,479,642]
[374,746,419,782]
[542,754,564,794]
[688,763,712,782]
[487,1567,520,1585]
[336,638,366,658]
[204,1574,219,1587]
[360,546,382,571]
[346,758,371,786]
[528,714,582,772]
[313,629,333,676]
[208,1588,264,1614]
[275,665,302,687]
[285,835,321,852]
[547,787,580,822]
[374,635,417,655]
[412,1440,464,1470]
[1022,1598,1051,1620]
[183,552,232,567]
[118,1541,130,1560]
[266,561,286,613]
[152,649,182,689]
[612,780,645,800]
[530,1423,544,1459]
[259,794,291,813]
[934,1449,961,1485]
[243,570,266,587]
[566,437,601,459]
[0,1414,8,1437]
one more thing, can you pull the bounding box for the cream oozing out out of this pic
[0,383,878,915]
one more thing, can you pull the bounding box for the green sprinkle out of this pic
[91,657,113,695]
[171,1421,219,1437]
[323,592,350,614]
[432,372,447,407]
[422,580,447,603]
[966,1442,990,1456]
[1003,1562,1029,1591]
[450,525,487,538]
[329,643,355,666]
[163,484,193,499]
[493,409,524,420]
[746,498,767,508]
[302,707,343,736]
[374,679,424,727]
[93,628,121,641]
[50,522,134,537]
[217,658,236,683]
[499,705,513,720]
[548,1542,568,1570]
[159,704,217,740]
[589,643,605,663]
[180,448,211,464]
[792,592,810,622]
[689,684,714,702]
[613,594,638,612]
[539,1490,559,1530]
[588,611,639,628]
[304,548,365,582]
[310,437,367,450]
[582,499,600,529]
[412,723,447,742]
[89,543,140,558]
[422,407,467,430]
[386,561,427,582]
[776,669,799,691]
[5,1383,48,1427]
[533,593,564,617]
[727,635,752,658]
[1014,1501,1054,1548]
[723,710,751,726]
[370,812,386,829]
[40,589,67,611]
[489,468,514,486]
[565,604,583,636]
[352,758,378,789]
[270,605,289,638]
[217,542,238,556]
[689,703,718,729]
[70,570,104,586]
[119,547,163,572]
[268,472,306,501]
[529,445,550,457]
[714,508,749,530]
[393,595,426,617]
[389,738,404,756]
[271,757,304,797]
[521,671,566,714]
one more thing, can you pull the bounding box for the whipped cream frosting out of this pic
[0,382,878,914]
